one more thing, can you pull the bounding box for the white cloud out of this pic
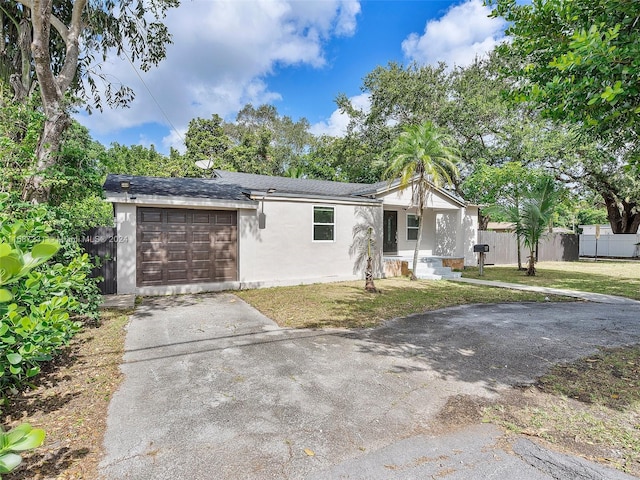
[77,0,361,149]
[310,93,370,137]
[401,0,506,67]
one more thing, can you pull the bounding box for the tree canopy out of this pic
[488,0,640,163]
[1,0,179,201]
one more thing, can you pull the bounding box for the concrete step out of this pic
[383,256,462,280]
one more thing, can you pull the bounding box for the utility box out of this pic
[473,244,490,253]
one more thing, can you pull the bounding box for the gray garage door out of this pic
[136,207,237,287]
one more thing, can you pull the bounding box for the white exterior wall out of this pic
[382,186,458,210]
[394,209,437,257]
[461,206,479,266]
[239,199,382,288]
[114,203,137,294]
[580,224,614,236]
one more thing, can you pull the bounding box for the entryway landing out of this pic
[383,256,463,280]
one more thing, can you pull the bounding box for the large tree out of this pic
[1,0,179,202]
[387,122,459,281]
[184,104,314,176]
[488,0,640,232]
[488,0,640,153]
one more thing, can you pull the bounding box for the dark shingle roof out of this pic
[212,170,375,197]
[104,170,465,206]
[103,174,251,202]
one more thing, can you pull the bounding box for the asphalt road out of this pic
[100,294,640,479]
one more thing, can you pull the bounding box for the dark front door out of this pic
[383,210,398,253]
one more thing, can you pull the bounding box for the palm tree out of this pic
[516,177,559,276]
[484,192,525,271]
[386,122,459,280]
[350,207,380,292]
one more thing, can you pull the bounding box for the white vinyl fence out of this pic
[579,234,640,258]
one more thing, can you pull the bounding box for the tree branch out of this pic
[15,0,69,43]
[56,0,86,93]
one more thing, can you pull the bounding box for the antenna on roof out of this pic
[195,159,218,178]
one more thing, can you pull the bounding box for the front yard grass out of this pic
[235,277,566,329]
[483,345,640,475]
[462,260,640,301]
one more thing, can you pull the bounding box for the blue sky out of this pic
[78,0,506,154]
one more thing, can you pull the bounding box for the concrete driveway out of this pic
[100,295,640,479]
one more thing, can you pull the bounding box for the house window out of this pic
[407,214,419,241]
[313,206,335,241]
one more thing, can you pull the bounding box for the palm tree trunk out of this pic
[527,249,536,276]
[411,211,423,281]
[516,232,523,270]
[365,257,377,292]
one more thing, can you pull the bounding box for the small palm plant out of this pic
[350,207,379,292]
[516,177,559,276]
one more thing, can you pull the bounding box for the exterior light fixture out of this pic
[258,188,276,229]
[120,180,130,192]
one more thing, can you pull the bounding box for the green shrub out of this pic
[0,193,94,394]
[0,423,45,478]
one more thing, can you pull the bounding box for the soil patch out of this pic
[2,310,129,480]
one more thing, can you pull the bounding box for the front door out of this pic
[383,210,398,253]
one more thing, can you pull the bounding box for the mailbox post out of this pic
[473,244,490,276]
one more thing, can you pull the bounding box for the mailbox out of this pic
[473,244,489,253]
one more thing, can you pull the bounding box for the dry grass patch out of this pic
[480,345,640,476]
[463,260,640,300]
[236,277,566,329]
[2,309,130,480]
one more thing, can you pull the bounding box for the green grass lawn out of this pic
[462,260,640,301]
[235,277,565,329]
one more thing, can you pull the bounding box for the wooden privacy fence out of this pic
[478,231,579,265]
[81,227,117,295]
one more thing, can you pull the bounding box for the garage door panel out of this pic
[167,232,187,243]
[137,208,237,287]
[214,212,235,225]
[140,268,163,282]
[191,251,211,261]
[139,210,162,223]
[193,212,212,224]
[166,211,188,223]
[192,232,211,244]
[140,230,163,243]
[166,250,188,261]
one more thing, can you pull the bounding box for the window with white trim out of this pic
[407,214,419,241]
[313,206,335,241]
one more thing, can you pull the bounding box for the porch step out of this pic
[388,257,462,280]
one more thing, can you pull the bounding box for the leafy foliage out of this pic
[183,104,314,176]
[489,0,640,155]
[0,193,101,394]
[0,423,46,478]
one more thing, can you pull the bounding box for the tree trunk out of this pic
[22,0,85,203]
[364,256,377,292]
[526,250,536,276]
[603,192,640,234]
[22,108,70,202]
[411,211,423,281]
[478,211,489,230]
[516,232,523,270]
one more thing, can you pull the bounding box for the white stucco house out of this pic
[104,170,479,295]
